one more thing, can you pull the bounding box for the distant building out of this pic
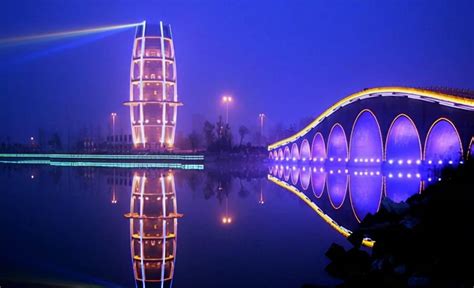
[124,21,182,151]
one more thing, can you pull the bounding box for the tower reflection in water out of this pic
[125,170,183,288]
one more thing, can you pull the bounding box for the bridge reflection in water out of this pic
[124,170,183,288]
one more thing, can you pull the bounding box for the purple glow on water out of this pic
[300,168,311,190]
[327,124,348,161]
[283,167,291,181]
[350,174,383,222]
[350,110,382,161]
[425,119,462,161]
[300,139,311,160]
[311,170,326,198]
[291,167,300,185]
[277,166,284,179]
[291,143,300,160]
[327,174,347,209]
[386,115,421,161]
[311,133,326,160]
[385,174,421,203]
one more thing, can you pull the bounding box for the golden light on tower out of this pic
[124,21,183,150]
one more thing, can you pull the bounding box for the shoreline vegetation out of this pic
[304,159,473,288]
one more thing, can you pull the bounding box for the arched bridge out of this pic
[268,87,474,165]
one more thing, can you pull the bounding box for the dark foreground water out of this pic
[0,164,350,288]
[0,161,438,287]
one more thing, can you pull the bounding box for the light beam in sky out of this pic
[0,22,141,47]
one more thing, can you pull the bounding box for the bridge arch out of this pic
[349,109,383,162]
[327,124,348,162]
[424,118,463,163]
[300,139,311,161]
[278,148,284,160]
[291,143,300,161]
[284,146,291,161]
[385,114,422,162]
[311,132,326,161]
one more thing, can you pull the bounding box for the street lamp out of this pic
[222,96,233,124]
[111,113,117,144]
[258,113,265,145]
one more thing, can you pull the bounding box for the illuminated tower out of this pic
[125,170,182,288]
[124,21,182,150]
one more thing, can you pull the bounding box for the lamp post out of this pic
[259,113,265,145]
[222,96,232,124]
[111,112,117,144]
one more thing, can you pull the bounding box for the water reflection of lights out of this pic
[124,170,182,287]
[268,175,375,248]
[221,191,233,225]
[269,164,433,224]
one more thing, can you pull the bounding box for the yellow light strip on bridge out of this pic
[267,174,375,248]
[268,87,474,150]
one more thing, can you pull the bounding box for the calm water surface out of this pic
[0,164,349,287]
[0,162,434,287]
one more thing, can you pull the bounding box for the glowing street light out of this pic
[222,96,233,124]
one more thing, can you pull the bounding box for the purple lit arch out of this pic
[284,146,291,160]
[291,143,300,160]
[424,118,463,162]
[278,148,284,160]
[300,139,311,161]
[385,114,422,162]
[311,132,326,160]
[327,124,348,162]
[349,110,383,162]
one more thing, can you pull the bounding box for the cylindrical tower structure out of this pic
[125,170,182,288]
[124,21,182,150]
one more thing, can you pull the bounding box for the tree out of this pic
[203,121,216,147]
[188,131,201,152]
[238,125,250,146]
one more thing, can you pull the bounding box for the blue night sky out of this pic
[0,0,473,143]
